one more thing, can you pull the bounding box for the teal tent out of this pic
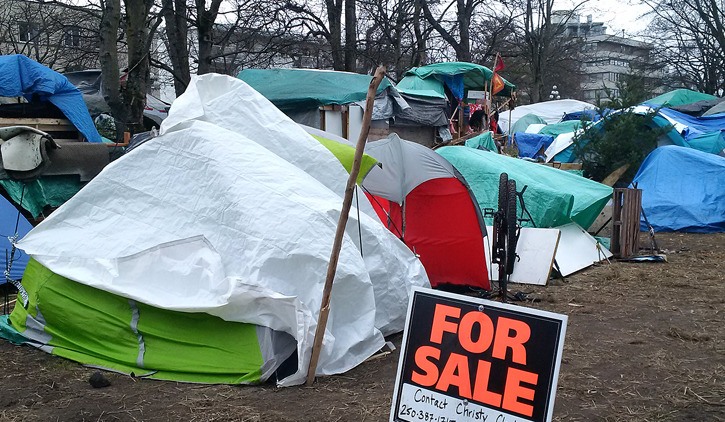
[509,113,548,135]
[437,146,612,229]
[644,89,717,108]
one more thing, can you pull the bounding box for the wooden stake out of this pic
[305,66,387,387]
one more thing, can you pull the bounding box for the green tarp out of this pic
[4,259,266,384]
[237,68,393,112]
[0,176,84,218]
[403,62,516,98]
[396,75,447,99]
[437,146,612,229]
[644,89,717,108]
[465,132,498,151]
[537,120,584,137]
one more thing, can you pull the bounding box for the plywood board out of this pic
[485,226,561,286]
[554,222,612,276]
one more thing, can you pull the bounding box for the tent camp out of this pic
[1,74,429,386]
[361,134,490,290]
[633,145,725,233]
[237,68,408,142]
[437,146,613,230]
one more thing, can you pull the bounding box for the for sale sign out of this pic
[390,288,567,422]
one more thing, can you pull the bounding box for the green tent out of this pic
[400,62,516,99]
[509,113,548,135]
[395,75,447,99]
[537,120,585,137]
[1,259,278,384]
[437,146,612,229]
[644,89,717,108]
[237,68,394,112]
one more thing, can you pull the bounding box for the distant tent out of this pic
[465,131,498,151]
[643,89,717,108]
[362,134,490,290]
[498,99,595,134]
[633,145,725,233]
[437,146,612,230]
[0,55,101,143]
[509,113,547,135]
[703,100,725,116]
[0,195,32,283]
[671,97,725,116]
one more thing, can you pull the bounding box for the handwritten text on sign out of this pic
[390,288,567,422]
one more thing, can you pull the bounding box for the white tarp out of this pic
[499,99,595,132]
[17,74,429,386]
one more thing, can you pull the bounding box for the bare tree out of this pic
[0,0,100,71]
[515,1,587,102]
[642,0,725,94]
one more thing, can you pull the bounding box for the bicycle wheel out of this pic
[505,179,518,275]
[493,173,508,262]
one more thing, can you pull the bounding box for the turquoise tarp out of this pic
[403,62,516,98]
[465,132,497,151]
[438,146,612,229]
[237,68,394,111]
[643,89,717,108]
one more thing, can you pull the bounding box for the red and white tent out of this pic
[362,134,489,290]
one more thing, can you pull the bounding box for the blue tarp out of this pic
[561,108,612,122]
[633,145,725,233]
[0,55,101,143]
[514,133,554,159]
[0,194,32,283]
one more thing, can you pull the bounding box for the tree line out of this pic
[0,0,723,136]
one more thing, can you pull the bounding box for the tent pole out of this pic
[306,66,387,387]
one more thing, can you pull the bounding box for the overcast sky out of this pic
[565,0,654,38]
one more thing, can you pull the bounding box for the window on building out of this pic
[19,22,40,42]
[63,26,81,47]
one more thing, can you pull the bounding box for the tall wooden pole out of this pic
[306,66,387,386]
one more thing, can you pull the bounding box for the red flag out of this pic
[494,54,505,73]
[491,73,505,96]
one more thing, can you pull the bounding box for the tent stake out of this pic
[306,66,387,387]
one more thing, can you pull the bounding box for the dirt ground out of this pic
[0,232,723,422]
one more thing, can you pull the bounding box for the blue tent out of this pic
[0,195,32,284]
[0,55,101,143]
[633,146,725,233]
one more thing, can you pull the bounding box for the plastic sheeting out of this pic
[498,99,594,133]
[508,113,547,135]
[514,133,554,159]
[403,62,516,98]
[438,146,612,230]
[16,74,429,386]
[633,145,725,233]
[0,55,101,143]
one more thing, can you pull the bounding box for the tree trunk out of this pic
[344,0,356,71]
[162,0,190,96]
[195,0,223,75]
[326,0,344,70]
[99,0,127,140]
[123,0,152,134]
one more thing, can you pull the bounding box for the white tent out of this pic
[499,99,595,133]
[17,74,429,386]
